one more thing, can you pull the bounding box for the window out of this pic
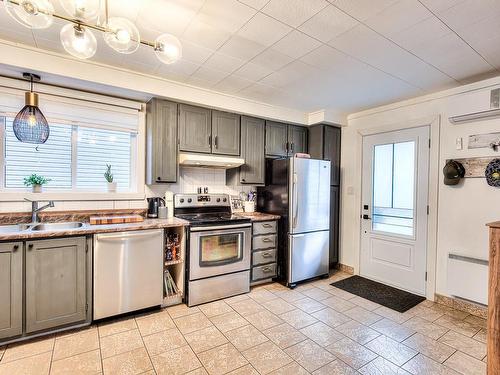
[2,117,136,192]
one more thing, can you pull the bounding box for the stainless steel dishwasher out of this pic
[93,229,164,320]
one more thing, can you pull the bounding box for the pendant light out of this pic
[13,73,50,144]
[104,17,140,54]
[59,0,100,21]
[154,34,182,64]
[4,0,54,29]
[60,23,97,59]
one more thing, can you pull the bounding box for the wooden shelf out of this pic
[164,258,183,266]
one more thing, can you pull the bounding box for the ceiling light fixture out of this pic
[3,0,182,64]
[13,73,50,144]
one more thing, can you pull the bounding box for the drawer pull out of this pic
[262,252,272,258]
[262,238,273,243]
[262,267,273,273]
[262,223,273,228]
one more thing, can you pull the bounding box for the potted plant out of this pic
[104,164,117,192]
[23,174,51,193]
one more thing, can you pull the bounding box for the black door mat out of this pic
[331,276,426,313]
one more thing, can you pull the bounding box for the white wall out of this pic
[340,75,500,300]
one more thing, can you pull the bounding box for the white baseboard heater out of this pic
[447,253,488,305]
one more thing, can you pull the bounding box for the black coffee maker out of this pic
[147,197,165,218]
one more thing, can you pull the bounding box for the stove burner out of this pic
[175,212,249,224]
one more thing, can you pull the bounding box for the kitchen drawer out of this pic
[252,248,277,266]
[253,221,276,235]
[252,263,277,281]
[253,234,276,250]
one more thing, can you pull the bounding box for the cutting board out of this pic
[89,214,144,225]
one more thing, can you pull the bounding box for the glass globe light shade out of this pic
[60,23,97,59]
[59,0,100,21]
[104,17,140,54]
[154,34,182,64]
[5,0,54,29]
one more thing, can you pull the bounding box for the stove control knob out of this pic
[179,198,184,203]
[223,198,227,202]
[187,198,192,203]
[216,198,221,202]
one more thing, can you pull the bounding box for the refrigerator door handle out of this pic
[292,172,298,229]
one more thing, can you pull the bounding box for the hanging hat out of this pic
[443,160,465,185]
[485,159,500,187]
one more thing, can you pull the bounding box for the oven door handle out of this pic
[190,223,252,232]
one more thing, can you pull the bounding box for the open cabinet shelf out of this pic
[162,226,185,307]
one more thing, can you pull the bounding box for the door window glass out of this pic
[200,233,242,265]
[372,141,415,236]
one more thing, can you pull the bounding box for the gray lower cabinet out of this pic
[265,121,288,157]
[288,125,308,154]
[227,116,265,185]
[0,242,22,340]
[146,99,178,184]
[211,111,240,156]
[251,221,278,284]
[25,237,87,333]
[179,104,212,153]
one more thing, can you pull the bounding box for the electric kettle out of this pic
[147,197,165,218]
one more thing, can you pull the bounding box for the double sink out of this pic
[0,222,84,234]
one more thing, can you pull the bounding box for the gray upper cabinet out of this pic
[309,124,341,186]
[25,237,87,334]
[265,121,288,157]
[146,99,178,184]
[288,125,308,155]
[211,111,240,156]
[0,242,22,340]
[179,104,212,153]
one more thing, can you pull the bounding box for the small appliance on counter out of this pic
[147,197,165,218]
[164,191,174,218]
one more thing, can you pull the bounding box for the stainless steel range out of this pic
[174,194,251,306]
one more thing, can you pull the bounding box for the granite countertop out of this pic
[235,212,281,222]
[0,217,188,241]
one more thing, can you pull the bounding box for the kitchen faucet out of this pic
[24,198,55,224]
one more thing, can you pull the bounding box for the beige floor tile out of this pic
[198,343,248,375]
[50,349,101,375]
[262,299,295,315]
[371,318,415,342]
[102,347,152,375]
[225,324,268,351]
[359,356,410,374]
[372,306,414,324]
[291,297,326,313]
[135,311,176,336]
[210,311,249,333]
[167,304,200,319]
[53,329,99,361]
[402,316,449,340]
[328,287,358,300]
[279,309,318,329]
[444,351,486,375]
[242,341,292,375]
[284,339,335,372]
[56,325,98,339]
[245,310,284,331]
[409,305,444,322]
[272,290,306,303]
[313,359,358,375]
[174,312,213,334]
[326,337,377,369]
[187,368,209,375]
[365,335,418,366]
[99,329,144,359]
[226,364,259,375]
[438,330,486,360]
[403,333,456,363]
[299,321,345,347]
[349,296,381,311]
[464,315,487,329]
[402,354,460,374]
[248,289,278,304]
[335,320,380,345]
[263,323,307,349]
[2,335,54,363]
[198,300,234,318]
[0,347,4,362]
[434,315,481,337]
[184,326,228,354]
[231,299,265,317]
[151,345,202,375]
[224,294,251,305]
[302,287,332,301]
[98,317,138,338]
[0,351,51,375]
[321,295,357,312]
[143,327,187,357]
[473,328,487,344]
[269,362,309,375]
[345,306,383,326]
[311,307,351,328]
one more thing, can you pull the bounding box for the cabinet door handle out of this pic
[28,244,33,250]
[157,177,162,181]
[214,135,218,148]
[13,245,19,252]
[208,135,212,147]
[241,178,246,182]
[285,142,289,153]
[290,142,294,153]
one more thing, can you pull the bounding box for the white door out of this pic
[360,126,429,295]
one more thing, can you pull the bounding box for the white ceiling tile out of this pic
[426,0,500,29]
[261,0,329,27]
[182,17,232,50]
[390,16,451,52]
[179,39,215,65]
[197,0,257,33]
[218,35,267,60]
[300,45,353,70]
[238,82,285,101]
[213,75,254,93]
[251,48,294,70]
[157,59,201,77]
[190,65,230,84]
[237,13,292,47]
[107,0,143,23]
[187,76,217,89]
[202,52,245,73]
[233,62,273,81]
[418,0,467,14]
[260,60,320,88]
[237,0,270,10]
[298,5,358,43]
[330,0,400,21]
[271,30,321,59]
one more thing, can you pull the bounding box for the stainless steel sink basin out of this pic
[31,222,84,231]
[0,223,32,233]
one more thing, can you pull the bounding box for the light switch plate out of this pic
[455,137,463,150]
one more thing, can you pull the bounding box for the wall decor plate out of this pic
[485,158,500,187]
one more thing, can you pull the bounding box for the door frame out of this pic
[354,115,440,300]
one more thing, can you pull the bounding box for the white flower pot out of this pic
[32,184,42,193]
[107,182,117,192]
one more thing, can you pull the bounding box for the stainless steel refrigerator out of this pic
[257,156,331,288]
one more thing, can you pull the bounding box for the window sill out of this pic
[0,192,146,202]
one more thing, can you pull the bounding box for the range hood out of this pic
[179,153,245,169]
